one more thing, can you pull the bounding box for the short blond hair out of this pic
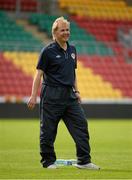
[52,16,70,41]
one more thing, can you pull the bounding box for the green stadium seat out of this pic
[0,11,43,51]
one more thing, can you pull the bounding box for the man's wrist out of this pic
[75,90,80,94]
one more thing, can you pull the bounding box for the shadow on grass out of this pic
[100,169,132,173]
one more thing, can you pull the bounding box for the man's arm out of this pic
[27,69,43,110]
[74,74,81,103]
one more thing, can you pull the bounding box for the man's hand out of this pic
[27,96,37,110]
[75,92,81,103]
[27,70,43,110]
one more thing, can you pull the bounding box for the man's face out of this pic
[55,21,70,43]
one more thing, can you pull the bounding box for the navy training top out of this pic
[36,41,77,87]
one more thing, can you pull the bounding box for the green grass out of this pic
[0,119,132,179]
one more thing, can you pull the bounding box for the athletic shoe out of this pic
[74,162,100,170]
[47,164,57,169]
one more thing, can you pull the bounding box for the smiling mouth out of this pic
[64,35,69,38]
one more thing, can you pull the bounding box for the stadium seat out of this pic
[79,55,132,98]
[0,0,38,11]
[0,53,34,97]
[0,11,43,51]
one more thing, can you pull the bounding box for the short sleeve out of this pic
[36,48,49,72]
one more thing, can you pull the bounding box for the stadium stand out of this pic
[0,0,38,11]
[0,0,132,102]
[0,11,43,51]
[0,52,33,98]
[79,55,132,98]
[0,11,42,102]
[76,60,123,99]
[58,0,132,20]
[4,51,38,76]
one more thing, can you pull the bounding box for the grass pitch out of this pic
[0,119,132,179]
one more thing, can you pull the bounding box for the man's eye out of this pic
[61,29,69,32]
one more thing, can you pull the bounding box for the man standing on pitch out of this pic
[28,16,100,170]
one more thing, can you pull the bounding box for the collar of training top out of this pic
[54,41,69,51]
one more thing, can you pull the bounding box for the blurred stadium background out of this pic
[0,0,132,118]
